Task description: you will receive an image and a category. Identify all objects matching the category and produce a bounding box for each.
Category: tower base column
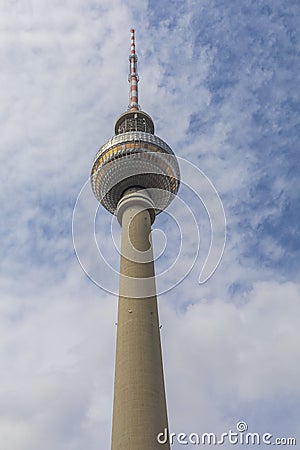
[111,190,170,450]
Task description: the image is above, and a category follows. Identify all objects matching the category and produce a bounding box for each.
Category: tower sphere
[90,31,180,215]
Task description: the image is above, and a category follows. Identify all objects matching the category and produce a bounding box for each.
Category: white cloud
[162,280,300,446]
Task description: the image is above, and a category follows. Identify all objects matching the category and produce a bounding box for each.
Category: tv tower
[91,29,180,450]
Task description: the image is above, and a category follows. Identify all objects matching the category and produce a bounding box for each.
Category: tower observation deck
[90,29,180,449]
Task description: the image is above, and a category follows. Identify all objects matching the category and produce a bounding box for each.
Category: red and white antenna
[128,28,140,110]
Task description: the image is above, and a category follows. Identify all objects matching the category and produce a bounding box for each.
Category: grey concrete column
[111,189,170,450]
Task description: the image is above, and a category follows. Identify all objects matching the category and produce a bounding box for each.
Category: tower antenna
[128,28,140,110]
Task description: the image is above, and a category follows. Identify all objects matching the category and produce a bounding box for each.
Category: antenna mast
[128,28,140,110]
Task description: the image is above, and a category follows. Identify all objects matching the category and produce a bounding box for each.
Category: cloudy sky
[1,0,299,448]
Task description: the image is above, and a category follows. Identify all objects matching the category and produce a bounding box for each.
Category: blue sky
[0,0,299,448]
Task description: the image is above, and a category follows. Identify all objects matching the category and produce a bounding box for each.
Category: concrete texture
[111,190,170,450]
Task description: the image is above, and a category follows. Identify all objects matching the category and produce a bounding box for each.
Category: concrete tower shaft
[111,190,169,450]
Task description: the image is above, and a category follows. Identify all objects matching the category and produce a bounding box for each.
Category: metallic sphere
[91,110,180,215]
